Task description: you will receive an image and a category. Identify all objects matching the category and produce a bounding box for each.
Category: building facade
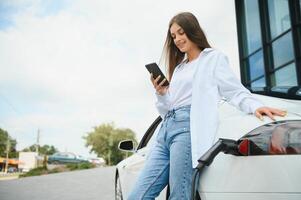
[235,0,301,99]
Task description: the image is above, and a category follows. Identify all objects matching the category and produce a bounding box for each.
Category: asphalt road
[0,166,116,200]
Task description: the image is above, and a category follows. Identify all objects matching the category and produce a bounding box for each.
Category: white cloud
[0,0,239,157]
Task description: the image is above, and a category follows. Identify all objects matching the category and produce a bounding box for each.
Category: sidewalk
[0,172,20,181]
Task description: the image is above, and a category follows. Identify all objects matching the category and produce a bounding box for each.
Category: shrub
[66,163,78,171]
[48,165,69,174]
[19,166,47,177]
[19,162,96,178]
[66,162,95,171]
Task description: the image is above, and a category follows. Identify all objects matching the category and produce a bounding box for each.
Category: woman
[128,12,286,200]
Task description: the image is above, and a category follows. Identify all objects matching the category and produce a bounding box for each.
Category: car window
[66,154,71,158]
[62,153,70,157]
[147,121,162,150]
[238,120,301,155]
[137,117,162,150]
[67,153,75,158]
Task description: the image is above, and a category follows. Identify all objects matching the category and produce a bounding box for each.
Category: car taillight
[238,139,249,156]
[238,120,301,156]
[238,139,267,156]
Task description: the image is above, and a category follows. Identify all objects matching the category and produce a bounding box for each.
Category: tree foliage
[22,144,59,155]
[83,122,137,165]
[0,128,17,158]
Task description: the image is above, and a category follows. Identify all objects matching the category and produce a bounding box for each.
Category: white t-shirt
[155,53,202,111]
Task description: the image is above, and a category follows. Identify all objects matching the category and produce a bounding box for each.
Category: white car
[115,94,301,200]
[88,157,106,166]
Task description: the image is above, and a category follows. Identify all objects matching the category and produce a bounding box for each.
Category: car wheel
[115,173,123,200]
[53,161,59,165]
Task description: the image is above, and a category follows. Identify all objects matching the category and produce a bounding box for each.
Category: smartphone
[145,63,169,86]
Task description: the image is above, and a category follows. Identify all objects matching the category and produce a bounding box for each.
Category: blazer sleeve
[214,52,264,114]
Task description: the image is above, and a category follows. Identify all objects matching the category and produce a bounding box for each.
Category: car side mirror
[118,140,136,152]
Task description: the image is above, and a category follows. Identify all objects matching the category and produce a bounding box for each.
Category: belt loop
[172,108,176,119]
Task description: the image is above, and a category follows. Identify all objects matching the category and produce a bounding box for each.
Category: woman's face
[170,23,198,53]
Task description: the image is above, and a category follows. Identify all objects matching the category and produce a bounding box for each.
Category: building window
[243,0,262,55]
[271,62,298,86]
[268,0,291,39]
[271,32,294,69]
[251,77,266,87]
[235,0,301,99]
[241,0,266,86]
[247,50,265,83]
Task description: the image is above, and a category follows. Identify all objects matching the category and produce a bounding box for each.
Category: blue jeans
[127,105,193,200]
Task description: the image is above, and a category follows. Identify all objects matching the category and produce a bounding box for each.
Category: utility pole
[34,129,41,168]
[36,129,40,155]
[4,138,10,173]
[108,135,113,166]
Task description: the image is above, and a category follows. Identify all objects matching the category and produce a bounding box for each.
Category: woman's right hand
[150,73,169,96]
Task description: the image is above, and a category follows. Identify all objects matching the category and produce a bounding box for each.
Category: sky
[0,0,240,158]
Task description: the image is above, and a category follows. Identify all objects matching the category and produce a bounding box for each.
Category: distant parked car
[77,155,90,162]
[7,166,18,173]
[88,157,106,166]
[47,152,88,165]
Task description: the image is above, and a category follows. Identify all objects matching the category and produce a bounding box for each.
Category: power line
[0,93,40,144]
[0,92,38,129]
[0,93,22,116]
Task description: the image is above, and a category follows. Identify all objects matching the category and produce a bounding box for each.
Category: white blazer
[156,48,264,168]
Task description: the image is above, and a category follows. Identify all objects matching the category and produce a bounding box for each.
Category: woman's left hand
[255,107,287,121]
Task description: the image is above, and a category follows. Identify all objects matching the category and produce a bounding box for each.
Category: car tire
[115,173,123,200]
[53,161,59,165]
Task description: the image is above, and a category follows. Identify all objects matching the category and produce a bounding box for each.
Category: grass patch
[19,166,48,177]
[20,162,96,178]
[66,162,95,171]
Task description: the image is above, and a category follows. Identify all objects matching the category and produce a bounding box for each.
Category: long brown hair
[161,12,211,80]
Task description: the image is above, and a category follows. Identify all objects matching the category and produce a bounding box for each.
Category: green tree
[83,122,137,165]
[0,128,17,158]
[22,144,58,155]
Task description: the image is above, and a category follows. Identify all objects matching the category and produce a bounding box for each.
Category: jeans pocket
[156,123,164,142]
